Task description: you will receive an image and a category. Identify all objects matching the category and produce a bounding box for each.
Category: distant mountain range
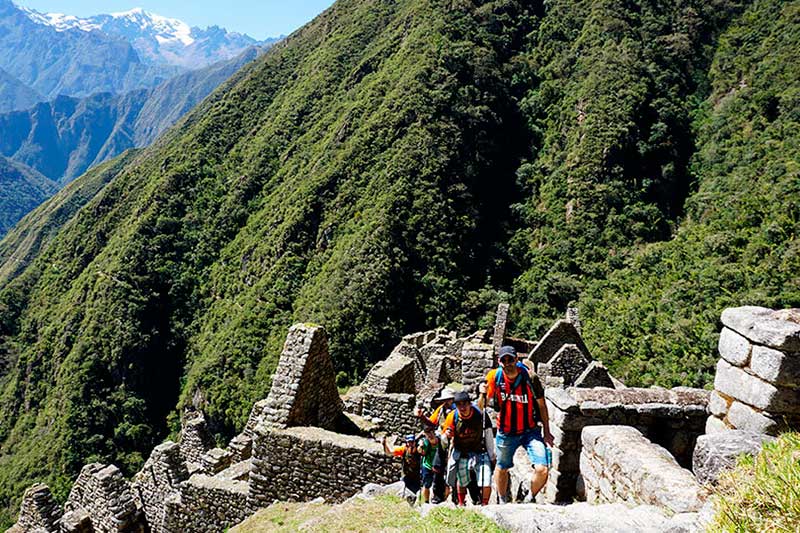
[19,6,280,69]
[0,46,262,186]
[0,0,179,104]
[0,1,277,236]
[0,0,277,110]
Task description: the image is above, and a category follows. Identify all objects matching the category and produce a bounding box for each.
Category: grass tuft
[710,432,800,532]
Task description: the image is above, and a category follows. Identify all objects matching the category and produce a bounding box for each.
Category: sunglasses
[455,400,470,407]
[500,355,516,363]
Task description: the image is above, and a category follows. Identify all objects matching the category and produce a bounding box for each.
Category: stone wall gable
[262,323,344,430]
[547,344,590,387]
[10,484,61,533]
[528,319,592,365]
[574,361,614,388]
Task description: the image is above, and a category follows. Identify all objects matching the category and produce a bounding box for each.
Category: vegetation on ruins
[0,0,797,525]
[710,432,800,532]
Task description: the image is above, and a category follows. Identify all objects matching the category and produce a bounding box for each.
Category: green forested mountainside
[580,0,800,386]
[0,47,261,187]
[0,0,796,526]
[0,152,139,285]
[0,157,56,236]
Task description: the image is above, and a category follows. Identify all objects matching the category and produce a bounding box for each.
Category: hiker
[416,387,455,430]
[415,387,456,503]
[417,428,440,503]
[442,391,495,506]
[382,434,422,500]
[480,345,554,503]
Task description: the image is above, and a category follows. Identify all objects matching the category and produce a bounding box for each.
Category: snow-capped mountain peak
[108,7,194,46]
[21,6,195,46]
[16,4,267,69]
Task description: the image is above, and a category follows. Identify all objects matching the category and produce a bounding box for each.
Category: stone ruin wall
[709,306,800,435]
[10,304,800,533]
[248,426,400,508]
[579,426,705,514]
[163,475,250,533]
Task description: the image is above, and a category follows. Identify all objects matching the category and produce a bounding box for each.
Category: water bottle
[545,446,553,468]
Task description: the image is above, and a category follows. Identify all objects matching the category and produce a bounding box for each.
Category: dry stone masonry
[709,306,800,435]
[248,426,399,508]
[579,426,706,514]
[692,430,776,485]
[541,386,708,502]
[11,304,800,533]
[260,324,344,430]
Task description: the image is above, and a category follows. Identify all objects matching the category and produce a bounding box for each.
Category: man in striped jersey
[480,345,554,503]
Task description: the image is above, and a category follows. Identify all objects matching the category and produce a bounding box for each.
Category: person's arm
[416,405,439,428]
[442,411,455,439]
[537,398,554,446]
[382,436,392,456]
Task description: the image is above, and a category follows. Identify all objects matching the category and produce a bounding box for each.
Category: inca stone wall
[132,441,189,532]
[7,484,61,533]
[528,320,591,365]
[708,306,800,435]
[179,413,215,467]
[579,426,706,514]
[361,348,417,394]
[248,426,400,507]
[162,475,250,533]
[492,303,510,355]
[543,386,708,502]
[65,463,146,533]
[361,392,419,436]
[261,324,344,430]
[461,342,494,394]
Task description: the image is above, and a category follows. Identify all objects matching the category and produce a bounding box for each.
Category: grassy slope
[710,432,800,531]
[231,496,505,533]
[0,157,56,236]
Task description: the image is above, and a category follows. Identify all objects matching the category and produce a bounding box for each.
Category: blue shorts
[421,466,434,488]
[495,428,547,470]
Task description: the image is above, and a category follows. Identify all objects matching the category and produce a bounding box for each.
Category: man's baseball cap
[498,345,518,359]
[454,391,471,403]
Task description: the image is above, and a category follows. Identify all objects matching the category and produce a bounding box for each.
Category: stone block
[693,430,775,485]
[574,361,615,388]
[580,426,705,514]
[717,327,752,367]
[750,345,800,387]
[726,401,779,435]
[714,359,800,414]
[721,306,800,352]
[705,415,728,435]
[708,391,731,418]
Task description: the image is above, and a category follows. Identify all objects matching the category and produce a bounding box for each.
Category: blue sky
[14,1,335,40]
